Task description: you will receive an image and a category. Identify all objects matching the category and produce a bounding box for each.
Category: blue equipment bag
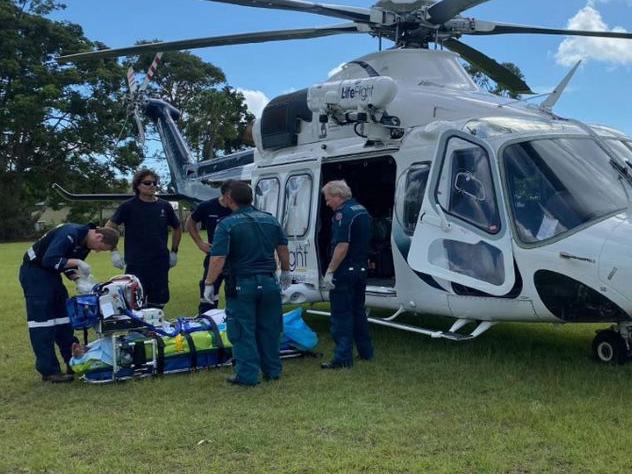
[67,294,100,329]
[282,307,318,351]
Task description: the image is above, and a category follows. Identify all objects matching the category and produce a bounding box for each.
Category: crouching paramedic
[19,224,119,383]
[203,181,291,386]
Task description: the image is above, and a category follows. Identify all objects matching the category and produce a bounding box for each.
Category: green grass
[2,239,632,472]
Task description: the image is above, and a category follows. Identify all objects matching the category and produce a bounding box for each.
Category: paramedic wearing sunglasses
[20,225,119,383]
[106,169,182,308]
[204,181,292,386]
[185,180,232,314]
[320,180,374,369]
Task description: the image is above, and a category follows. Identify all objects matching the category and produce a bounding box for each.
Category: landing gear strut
[592,323,632,364]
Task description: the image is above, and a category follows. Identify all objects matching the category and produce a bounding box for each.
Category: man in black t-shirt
[186,181,232,313]
[107,169,182,308]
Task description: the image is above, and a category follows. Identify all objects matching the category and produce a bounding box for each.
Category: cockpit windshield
[503,138,629,243]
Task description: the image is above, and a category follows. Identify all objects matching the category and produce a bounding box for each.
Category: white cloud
[555,4,632,66]
[237,88,270,118]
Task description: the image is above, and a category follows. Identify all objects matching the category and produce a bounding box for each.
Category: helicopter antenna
[539,60,582,113]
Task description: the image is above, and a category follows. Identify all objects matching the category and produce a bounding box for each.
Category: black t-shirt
[111,197,180,265]
[190,197,231,244]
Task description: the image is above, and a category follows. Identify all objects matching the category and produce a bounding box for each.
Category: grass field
[2,238,632,473]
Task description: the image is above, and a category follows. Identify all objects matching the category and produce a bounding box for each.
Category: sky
[50,0,632,136]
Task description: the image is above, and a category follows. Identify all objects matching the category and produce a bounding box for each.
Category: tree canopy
[0,0,252,240]
[464,62,526,99]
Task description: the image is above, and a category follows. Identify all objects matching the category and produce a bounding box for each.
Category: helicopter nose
[599,215,632,303]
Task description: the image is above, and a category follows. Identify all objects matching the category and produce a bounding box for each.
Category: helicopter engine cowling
[307,76,398,142]
[306,76,397,113]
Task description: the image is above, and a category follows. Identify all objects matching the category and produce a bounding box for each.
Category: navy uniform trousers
[126,259,170,308]
[329,266,374,365]
[225,274,282,385]
[19,264,76,377]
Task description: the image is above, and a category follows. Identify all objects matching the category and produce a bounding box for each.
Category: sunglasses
[141,180,157,186]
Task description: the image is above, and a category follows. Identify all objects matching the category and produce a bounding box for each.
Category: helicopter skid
[306,307,496,341]
[366,316,496,341]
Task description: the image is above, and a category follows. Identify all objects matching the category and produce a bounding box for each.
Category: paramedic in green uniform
[204,181,291,386]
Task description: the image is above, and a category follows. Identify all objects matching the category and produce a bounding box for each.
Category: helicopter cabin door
[407,131,516,296]
[253,160,321,288]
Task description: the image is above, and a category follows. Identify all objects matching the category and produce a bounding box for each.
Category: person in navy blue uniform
[321,180,374,369]
[19,224,119,383]
[185,181,232,313]
[107,169,182,308]
[204,181,291,386]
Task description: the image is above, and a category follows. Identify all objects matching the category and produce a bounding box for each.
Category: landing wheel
[592,330,628,364]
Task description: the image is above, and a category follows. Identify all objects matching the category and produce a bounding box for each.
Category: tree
[128,50,254,162]
[464,62,526,99]
[0,1,253,241]
[0,0,141,240]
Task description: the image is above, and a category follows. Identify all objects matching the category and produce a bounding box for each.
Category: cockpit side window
[396,163,430,235]
[606,139,632,163]
[436,137,500,234]
[254,177,280,218]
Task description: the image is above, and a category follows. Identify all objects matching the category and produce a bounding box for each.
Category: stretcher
[67,275,318,383]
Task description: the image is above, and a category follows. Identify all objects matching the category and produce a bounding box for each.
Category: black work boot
[42,373,74,383]
[320,360,352,369]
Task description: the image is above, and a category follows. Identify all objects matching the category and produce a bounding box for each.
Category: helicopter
[58,0,632,364]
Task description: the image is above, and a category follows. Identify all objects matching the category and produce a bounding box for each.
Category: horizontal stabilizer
[52,183,192,202]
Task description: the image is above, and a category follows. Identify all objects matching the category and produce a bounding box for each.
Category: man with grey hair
[321,179,374,369]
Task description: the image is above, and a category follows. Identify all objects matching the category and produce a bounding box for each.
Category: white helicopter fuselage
[240,49,632,335]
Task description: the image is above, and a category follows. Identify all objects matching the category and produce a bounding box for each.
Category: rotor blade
[139,52,163,91]
[133,110,145,146]
[427,0,490,25]
[470,20,632,39]
[444,38,533,94]
[126,66,137,95]
[58,24,361,62]
[205,0,371,22]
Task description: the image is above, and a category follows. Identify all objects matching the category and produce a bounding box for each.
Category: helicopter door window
[428,239,504,285]
[395,163,431,235]
[436,137,500,234]
[254,177,280,218]
[283,174,312,238]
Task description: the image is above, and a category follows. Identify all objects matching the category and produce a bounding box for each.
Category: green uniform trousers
[225,274,282,384]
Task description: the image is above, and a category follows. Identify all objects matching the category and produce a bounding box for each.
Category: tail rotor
[125,52,163,146]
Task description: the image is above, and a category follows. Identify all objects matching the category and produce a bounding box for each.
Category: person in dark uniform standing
[20,224,119,383]
[185,181,232,313]
[107,169,182,308]
[204,181,291,386]
[321,180,374,369]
